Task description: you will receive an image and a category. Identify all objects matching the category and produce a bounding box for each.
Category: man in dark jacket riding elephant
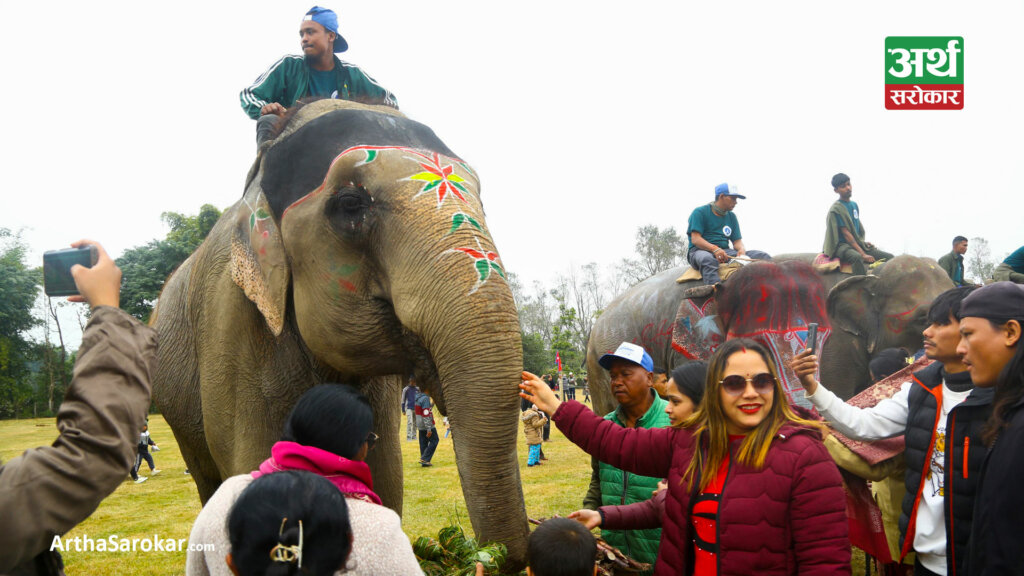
[793,286,990,576]
[241,6,398,145]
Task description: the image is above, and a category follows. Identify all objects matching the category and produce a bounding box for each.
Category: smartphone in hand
[43,246,99,297]
[806,323,819,355]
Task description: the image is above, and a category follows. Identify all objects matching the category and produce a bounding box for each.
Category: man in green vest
[822,173,894,275]
[241,6,399,146]
[583,342,669,573]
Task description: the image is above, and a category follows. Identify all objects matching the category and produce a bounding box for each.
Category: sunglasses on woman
[719,373,776,396]
[365,431,379,451]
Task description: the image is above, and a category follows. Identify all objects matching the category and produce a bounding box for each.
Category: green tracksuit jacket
[240,55,398,119]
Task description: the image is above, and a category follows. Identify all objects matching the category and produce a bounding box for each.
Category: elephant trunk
[392,274,529,567]
[820,327,870,399]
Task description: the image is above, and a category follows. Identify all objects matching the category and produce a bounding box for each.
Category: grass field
[2,402,871,575]
[0,408,593,575]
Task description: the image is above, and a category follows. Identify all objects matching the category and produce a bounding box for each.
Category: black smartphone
[43,246,99,297]
[806,323,819,355]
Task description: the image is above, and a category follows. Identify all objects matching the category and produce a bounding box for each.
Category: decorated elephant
[151,100,529,562]
[586,254,951,415]
[820,255,953,396]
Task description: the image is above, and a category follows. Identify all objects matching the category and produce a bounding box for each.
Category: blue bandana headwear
[304,6,348,53]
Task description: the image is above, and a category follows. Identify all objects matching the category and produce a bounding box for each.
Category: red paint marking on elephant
[884,305,920,335]
[632,319,674,350]
[716,266,830,336]
[282,182,326,219]
[338,279,357,293]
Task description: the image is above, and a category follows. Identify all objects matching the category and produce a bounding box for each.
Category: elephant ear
[230,188,290,336]
[827,275,880,354]
[672,292,723,360]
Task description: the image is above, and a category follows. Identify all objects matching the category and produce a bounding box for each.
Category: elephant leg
[586,348,614,417]
[361,375,404,515]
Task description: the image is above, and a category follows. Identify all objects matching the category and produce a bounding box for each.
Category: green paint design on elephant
[450,246,505,294]
[328,262,359,294]
[474,259,505,282]
[249,208,271,232]
[364,149,377,164]
[446,212,483,236]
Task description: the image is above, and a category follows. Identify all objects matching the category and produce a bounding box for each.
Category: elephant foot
[684,284,716,299]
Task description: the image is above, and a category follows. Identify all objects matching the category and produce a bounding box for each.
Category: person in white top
[791,286,992,576]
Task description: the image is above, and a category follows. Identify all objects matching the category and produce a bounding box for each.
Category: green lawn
[0,410,592,575]
[1,403,871,575]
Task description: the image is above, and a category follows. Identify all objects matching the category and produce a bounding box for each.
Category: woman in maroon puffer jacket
[521,338,850,576]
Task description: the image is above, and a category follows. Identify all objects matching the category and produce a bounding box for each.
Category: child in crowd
[521,403,548,467]
[226,470,352,576]
[527,517,597,576]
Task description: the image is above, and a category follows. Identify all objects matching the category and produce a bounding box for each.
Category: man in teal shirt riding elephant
[686,183,772,286]
[822,173,894,275]
[993,245,1024,283]
[241,6,398,146]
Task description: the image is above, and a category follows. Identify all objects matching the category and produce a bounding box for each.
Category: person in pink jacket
[520,338,849,576]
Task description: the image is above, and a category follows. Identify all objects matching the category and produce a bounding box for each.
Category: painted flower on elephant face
[407,152,472,208]
[449,246,505,295]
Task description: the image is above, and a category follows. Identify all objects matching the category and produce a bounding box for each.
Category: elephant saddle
[812,253,854,274]
[675,261,743,284]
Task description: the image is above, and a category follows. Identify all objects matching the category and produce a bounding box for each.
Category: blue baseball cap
[304,6,349,53]
[714,183,746,199]
[598,342,655,372]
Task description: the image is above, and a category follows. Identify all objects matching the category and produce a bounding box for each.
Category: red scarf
[252,441,382,505]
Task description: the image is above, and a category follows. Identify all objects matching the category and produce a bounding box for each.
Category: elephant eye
[326,185,373,234]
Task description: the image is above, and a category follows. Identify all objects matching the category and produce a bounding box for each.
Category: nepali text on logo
[885,37,963,110]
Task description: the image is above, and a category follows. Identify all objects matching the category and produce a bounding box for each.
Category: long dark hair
[984,320,1024,446]
[683,338,822,491]
[228,470,352,576]
[281,384,373,459]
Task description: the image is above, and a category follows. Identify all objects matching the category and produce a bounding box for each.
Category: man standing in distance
[241,6,398,145]
[686,183,772,287]
[822,173,894,275]
[938,236,970,287]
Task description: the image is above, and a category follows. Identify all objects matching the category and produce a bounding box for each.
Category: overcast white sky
[3,1,1022,349]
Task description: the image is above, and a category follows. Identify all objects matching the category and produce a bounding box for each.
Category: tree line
[0,207,1006,419]
[0,205,221,419]
[511,225,688,375]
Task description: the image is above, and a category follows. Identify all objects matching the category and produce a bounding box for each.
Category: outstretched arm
[523,373,679,479]
[791,349,909,440]
[0,241,154,571]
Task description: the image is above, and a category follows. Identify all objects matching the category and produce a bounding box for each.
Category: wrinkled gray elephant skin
[152,100,529,564]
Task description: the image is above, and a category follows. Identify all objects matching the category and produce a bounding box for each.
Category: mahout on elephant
[152,99,529,563]
[587,254,953,416]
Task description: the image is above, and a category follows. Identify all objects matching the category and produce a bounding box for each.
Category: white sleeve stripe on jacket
[241,55,303,109]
